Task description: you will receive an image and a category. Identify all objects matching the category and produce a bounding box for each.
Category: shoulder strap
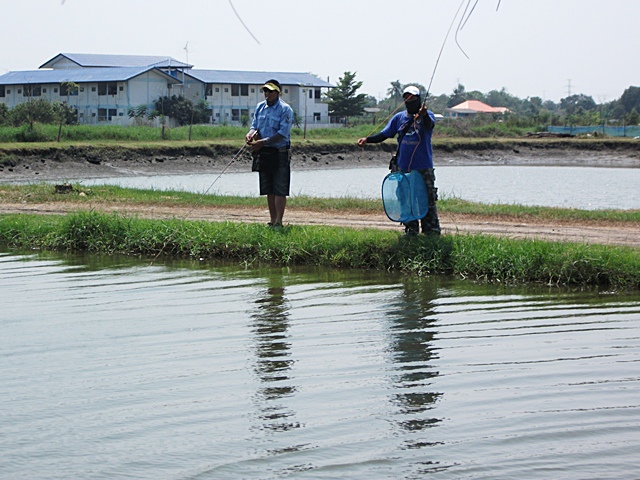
[395,116,414,154]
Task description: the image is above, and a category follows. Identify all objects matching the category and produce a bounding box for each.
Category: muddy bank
[1,140,639,183]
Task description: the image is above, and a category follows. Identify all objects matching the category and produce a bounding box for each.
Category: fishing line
[361,0,473,154]
[228,0,261,45]
[149,141,252,264]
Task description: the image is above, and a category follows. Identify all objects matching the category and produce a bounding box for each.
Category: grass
[0,211,638,290]
[2,123,640,150]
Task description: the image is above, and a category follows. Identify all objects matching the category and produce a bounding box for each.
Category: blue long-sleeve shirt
[379,111,436,170]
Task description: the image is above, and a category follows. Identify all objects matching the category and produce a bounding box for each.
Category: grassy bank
[1,211,638,290]
[2,184,640,224]
[2,124,640,153]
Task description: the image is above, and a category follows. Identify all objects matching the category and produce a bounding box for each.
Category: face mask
[405,97,421,115]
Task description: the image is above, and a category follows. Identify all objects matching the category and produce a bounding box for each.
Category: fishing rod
[363,0,477,137]
[149,140,253,264]
[423,0,470,106]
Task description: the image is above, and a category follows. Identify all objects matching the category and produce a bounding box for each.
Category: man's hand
[250,138,264,154]
[357,137,367,147]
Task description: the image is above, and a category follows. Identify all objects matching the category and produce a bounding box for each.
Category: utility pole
[566,79,572,97]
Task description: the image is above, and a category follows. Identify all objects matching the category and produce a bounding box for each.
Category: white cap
[402,86,420,97]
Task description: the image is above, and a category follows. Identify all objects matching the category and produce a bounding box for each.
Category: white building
[0,53,334,127]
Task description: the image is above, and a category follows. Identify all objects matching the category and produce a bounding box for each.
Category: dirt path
[1,145,639,247]
[2,201,639,248]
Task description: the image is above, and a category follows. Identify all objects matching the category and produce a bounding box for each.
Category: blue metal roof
[39,53,192,69]
[186,69,333,88]
[0,67,181,86]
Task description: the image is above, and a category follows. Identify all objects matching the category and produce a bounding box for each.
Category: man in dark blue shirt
[358,86,441,235]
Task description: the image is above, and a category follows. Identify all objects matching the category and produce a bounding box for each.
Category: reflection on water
[386,278,442,447]
[251,277,300,433]
[2,250,640,479]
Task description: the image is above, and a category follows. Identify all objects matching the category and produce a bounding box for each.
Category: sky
[2,0,639,104]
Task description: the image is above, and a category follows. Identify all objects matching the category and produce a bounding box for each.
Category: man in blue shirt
[358,86,441,236]
[246,79,294,228]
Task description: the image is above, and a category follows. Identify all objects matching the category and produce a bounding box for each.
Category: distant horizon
[2,0,638,105]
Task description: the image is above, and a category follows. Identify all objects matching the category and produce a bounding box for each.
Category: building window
[251,88,255,93]
[23,85,42,97]
[224,87,229,93]
[0,85,4,97]
[97,108,117,121]
[205,84,213,97]
[42,88,47,93]
[17,89,22,94]
[232,108,240,121]
[53,88,58,93]
[230,84,249,96]
[315,89,321,99]
[6,89,10,94]
[119,86,123,91]
[314,112,321,122]
[60,83,78,96]
[284,88,288,94]
[216,87,220,92]
[92,87,96,92]
[309,89,313,99]
[98,82,117,96]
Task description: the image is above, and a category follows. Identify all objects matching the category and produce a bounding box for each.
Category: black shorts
[258,148,290,197]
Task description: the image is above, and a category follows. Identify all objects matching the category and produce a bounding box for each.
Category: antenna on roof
[184,42,189,65]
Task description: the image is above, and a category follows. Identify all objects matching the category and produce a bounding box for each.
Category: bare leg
[274,195,287,225]
[267,194,278,225]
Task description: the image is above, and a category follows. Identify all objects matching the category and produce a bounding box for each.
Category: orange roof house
[447,100,509,117]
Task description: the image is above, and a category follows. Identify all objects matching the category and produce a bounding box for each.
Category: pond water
[2,251,640,479]
[80,165,640,210]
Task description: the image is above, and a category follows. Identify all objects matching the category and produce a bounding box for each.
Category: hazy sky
[3,0,639,104]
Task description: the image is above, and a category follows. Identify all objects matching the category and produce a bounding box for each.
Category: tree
[560,94,596,115]
[0,103,8,125]
[8,98,56,126]
[625,107,640,125]
[447,83,467,107]
[153,95,209,126]
[387,80,403,103]
[618,86,640,115]
[324,71,368,125]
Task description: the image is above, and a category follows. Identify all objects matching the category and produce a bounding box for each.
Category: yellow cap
[262,81,281,93]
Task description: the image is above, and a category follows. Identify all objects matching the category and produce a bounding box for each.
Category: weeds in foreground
[1,212,638,290]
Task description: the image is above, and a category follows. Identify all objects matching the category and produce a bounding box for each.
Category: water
[79,165,640,210]
[2,251,640,479]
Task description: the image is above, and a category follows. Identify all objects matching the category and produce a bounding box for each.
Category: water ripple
[1,252,639,479]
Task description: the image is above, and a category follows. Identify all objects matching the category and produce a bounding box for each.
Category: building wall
[182,78,329,126]
[47,58,80,69]
[0,71,178,125]
[1,65,331,126]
